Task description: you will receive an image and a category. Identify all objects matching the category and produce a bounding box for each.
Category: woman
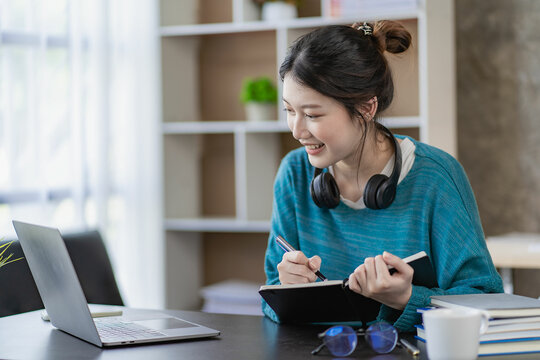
[263,21,503,332]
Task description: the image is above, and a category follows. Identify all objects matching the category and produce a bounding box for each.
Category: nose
[289,114,309,140]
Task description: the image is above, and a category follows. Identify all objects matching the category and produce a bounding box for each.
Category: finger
[308,255,321,271]
[283,251,309,265]
[374,255,392,290]
[288,263,318,282]
[278,256,317,282]
[278,262,317,283]
[348,273,362,294]
[383,251,413,276]
[364,257,377,285]
[283,251,317,281]
[280,272,313,285]
[353,264,368,293]
[374,254,390,277]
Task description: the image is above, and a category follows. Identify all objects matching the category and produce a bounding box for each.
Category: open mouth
[306,143,324,150]
[304,143,325,155]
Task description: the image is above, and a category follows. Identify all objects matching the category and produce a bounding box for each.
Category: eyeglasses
[311,322,398,357]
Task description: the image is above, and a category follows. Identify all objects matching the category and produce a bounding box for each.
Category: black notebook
[259,251,438,324]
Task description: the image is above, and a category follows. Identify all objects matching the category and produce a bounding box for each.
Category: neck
[333,132,394,200]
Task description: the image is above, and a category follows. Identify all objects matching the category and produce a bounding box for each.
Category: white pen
[399,338,420,356]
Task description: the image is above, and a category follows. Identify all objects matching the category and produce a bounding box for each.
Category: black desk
[0,308,532,359]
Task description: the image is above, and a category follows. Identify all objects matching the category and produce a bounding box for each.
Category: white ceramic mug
[422,308,489,360]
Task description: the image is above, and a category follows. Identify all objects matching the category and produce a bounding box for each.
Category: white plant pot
[245,102,277,121]
[262,2,298,22]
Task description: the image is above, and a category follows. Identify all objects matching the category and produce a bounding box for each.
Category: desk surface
[0,307,534,359]
[487,233,540,269]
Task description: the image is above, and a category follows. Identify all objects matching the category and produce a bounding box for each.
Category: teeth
[306,144,324,150]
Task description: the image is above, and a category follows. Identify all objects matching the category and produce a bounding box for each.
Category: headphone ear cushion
[310,173,324,208]
[376,181,397,209]
[311,171,340,209]
[363,174,388,210]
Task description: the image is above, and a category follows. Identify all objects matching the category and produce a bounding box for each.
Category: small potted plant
[252,0,299,21]
[240,77,278,121]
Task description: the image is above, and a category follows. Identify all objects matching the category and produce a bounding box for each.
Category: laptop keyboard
[95,320,166,342]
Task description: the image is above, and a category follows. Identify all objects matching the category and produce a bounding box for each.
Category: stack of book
[416,293,540,356]
[200,280,263,316]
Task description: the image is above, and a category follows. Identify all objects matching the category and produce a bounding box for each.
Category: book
[200,280,263,316]
[477,339,540,356]
[259,251,438,324]
[417,308,540,332]
[417,308,540,333]
[415,333,540,356]
[430,293,540,318]
[489,316,540,327]
[487,321,540,334]
[416,324,540,342]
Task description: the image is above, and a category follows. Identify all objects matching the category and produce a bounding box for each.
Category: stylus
[275,235,328,281]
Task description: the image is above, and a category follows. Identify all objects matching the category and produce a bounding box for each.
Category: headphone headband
[380,124,402,191]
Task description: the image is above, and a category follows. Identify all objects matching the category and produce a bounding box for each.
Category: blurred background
[0,0,538,314]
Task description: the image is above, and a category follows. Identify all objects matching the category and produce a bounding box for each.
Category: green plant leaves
[240,77,278,104]
[0,240,23,269]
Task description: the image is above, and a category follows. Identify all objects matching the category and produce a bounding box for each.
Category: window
[0,0,163,308]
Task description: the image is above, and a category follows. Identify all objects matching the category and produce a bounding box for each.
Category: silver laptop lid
[13,220,102,347]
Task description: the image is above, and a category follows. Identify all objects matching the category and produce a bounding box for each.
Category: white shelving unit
[160,0,455,310]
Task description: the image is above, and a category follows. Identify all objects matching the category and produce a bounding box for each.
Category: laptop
[13,220,220,347]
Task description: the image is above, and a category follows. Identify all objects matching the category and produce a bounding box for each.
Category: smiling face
[282,74,365,170]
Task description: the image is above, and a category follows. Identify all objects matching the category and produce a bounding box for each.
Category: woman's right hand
[277,251,322,284]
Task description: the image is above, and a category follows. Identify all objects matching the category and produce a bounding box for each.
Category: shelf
[163,121,291,134]
[160,11,420,37]
[162,116,420,135]
[162,31,277,124]
[160,0,456,311]
[164,218,271,233]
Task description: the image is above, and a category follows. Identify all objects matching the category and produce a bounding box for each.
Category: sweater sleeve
[261,154,301,322]
[378,160,504,332]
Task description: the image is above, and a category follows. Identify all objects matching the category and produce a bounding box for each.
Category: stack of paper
[416,294,540,356]
[200,280,263,316]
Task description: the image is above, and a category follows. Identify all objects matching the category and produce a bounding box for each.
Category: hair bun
[373,20,411,54]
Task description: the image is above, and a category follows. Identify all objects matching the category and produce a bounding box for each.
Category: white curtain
[0,0,163,308]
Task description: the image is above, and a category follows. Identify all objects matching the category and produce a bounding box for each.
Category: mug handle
[478,310,491,335]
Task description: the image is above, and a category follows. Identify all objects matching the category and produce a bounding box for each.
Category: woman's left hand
[348,251,413,310]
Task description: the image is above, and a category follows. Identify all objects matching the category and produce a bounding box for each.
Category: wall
[456,0,540,296]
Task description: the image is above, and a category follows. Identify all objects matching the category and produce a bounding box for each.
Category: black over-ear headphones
[310,124,402,210]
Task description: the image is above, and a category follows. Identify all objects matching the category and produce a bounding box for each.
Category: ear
[356,96,378,121]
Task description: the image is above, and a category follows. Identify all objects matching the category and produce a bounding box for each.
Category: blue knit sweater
[263,136,503,332]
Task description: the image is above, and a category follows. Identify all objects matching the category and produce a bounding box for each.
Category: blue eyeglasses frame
[311,322,399,357]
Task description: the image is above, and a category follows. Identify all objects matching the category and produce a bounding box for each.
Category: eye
[283,108,295,115]
[305,113,319,119]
